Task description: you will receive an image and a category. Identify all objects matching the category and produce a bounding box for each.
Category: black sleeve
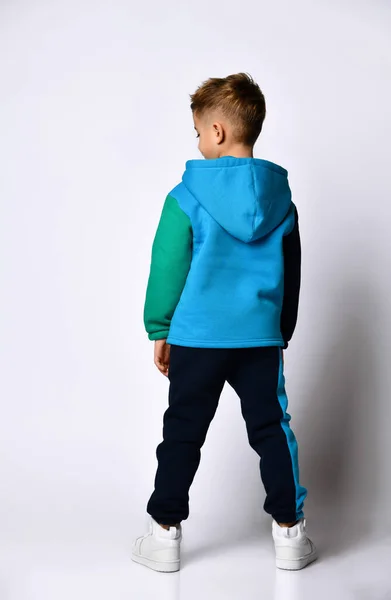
[280,207,301,349]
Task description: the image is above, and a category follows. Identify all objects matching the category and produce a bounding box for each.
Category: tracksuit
[144,156,307,524]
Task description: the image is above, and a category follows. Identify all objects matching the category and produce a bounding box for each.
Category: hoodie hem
[166,336,285,348]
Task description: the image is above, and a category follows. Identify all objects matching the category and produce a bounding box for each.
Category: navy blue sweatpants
[147,346,307,525]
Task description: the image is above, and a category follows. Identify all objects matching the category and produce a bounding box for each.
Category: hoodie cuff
[148,331,169,341]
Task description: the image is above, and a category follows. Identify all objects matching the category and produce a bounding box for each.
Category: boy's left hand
[154,339,171,377]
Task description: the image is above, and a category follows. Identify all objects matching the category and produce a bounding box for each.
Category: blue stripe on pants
[276,349,307,519]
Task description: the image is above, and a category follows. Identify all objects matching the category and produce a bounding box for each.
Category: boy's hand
[154,339,171,377]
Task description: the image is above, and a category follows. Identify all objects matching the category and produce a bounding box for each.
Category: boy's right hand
[154,339,171,377]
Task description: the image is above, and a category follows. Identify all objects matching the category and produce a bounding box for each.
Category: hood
[182,157,292,243]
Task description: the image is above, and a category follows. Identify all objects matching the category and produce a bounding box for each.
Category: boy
[132,73,317,573]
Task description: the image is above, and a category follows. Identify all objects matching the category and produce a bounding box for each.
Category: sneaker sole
[131,551,180,573]
[276,548,318,571]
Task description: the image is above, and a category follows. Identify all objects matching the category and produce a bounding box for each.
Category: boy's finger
[155,358,169,376]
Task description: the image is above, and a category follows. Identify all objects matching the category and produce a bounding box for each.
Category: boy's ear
[213,121,225,145]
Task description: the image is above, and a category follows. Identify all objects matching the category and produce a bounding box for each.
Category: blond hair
[190,73,266,146]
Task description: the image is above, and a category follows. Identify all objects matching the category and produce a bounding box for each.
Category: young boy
[132,73,317,573]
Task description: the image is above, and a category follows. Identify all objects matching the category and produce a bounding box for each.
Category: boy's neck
[218,145,254,159]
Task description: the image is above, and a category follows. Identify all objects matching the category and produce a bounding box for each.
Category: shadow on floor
[302,281,380,558]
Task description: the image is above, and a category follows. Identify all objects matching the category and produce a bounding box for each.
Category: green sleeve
[144,194,193,341]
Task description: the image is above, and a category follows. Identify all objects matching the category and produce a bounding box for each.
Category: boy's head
[190,73,266,160]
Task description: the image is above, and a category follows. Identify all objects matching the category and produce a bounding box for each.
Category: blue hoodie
[144,156,301,349]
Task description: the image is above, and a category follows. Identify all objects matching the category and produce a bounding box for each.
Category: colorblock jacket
[144,156,301,349]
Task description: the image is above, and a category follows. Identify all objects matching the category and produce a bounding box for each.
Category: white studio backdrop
[0,0,390,565]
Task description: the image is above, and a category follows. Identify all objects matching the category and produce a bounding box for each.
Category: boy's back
[132,73,317,574]
[145,156,300,349]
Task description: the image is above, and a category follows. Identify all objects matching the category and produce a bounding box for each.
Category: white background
[1,0,391,598]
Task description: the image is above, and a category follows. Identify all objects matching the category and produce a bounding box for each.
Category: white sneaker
[272,518,317,571]
[132,518,182,573]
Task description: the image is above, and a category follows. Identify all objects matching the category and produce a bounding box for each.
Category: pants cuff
[272,513,301,524]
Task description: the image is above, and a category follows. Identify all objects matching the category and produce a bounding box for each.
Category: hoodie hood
[182,157,292,243]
